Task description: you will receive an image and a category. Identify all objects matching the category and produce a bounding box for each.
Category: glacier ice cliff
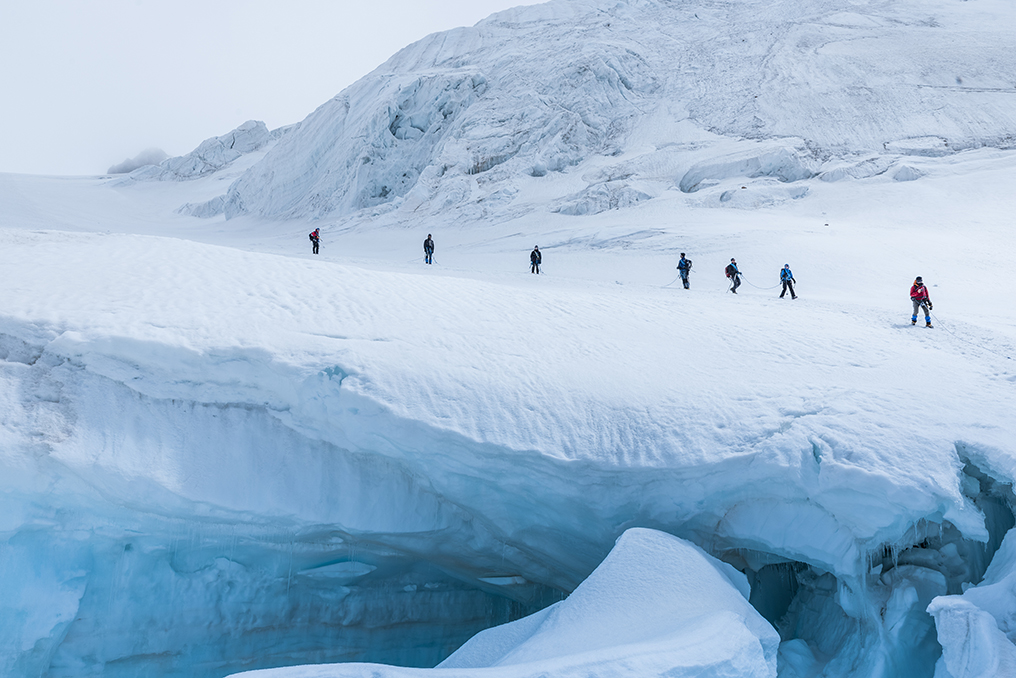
[1,229,1015,676]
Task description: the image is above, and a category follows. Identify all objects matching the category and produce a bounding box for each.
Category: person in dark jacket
[780,264,797,299]
[309,228,320,254]
[677,253,692,289]
[530,246,542,274]
[910,276,933,327]
[424,234,434,264]
[725,258,741,293]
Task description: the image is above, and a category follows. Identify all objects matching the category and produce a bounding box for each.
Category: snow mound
[678,145,817,194]
[553,180,654,215]
[819,156,895,182]
[439,529,777,674]
[120,120,278,183]
[221,0,1016,221]
[227,529,779,678]
[107,147,168,174]
[894,165,926,182]
[176,194,226,218]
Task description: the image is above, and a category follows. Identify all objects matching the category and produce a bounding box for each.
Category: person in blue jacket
[677,253,692,289]
[725,258,741,293]
[780,264,797,299]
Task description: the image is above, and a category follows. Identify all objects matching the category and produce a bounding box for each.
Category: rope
[661,274,683,288]
[741,274,782,291]
[930,312,1012,361]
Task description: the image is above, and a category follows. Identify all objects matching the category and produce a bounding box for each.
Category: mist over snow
[2,1,1016,678]
[106,148,169,175]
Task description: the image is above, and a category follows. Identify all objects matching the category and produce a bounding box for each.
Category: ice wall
[2,230,1016,676]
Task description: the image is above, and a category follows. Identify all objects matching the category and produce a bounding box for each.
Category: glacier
[218,0,1016,222]
[3,0,1016,676]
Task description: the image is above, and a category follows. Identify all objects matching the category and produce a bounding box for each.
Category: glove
[928,302,933,310]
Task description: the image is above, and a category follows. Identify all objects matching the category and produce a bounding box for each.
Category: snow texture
[3,0,1016,677]
[221,0,1016,221]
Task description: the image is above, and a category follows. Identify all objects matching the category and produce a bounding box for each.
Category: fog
[0,0,543,176]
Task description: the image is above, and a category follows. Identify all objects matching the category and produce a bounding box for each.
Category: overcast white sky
[0,0,544,176]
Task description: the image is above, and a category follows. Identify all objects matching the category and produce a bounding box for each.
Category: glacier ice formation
[2,226,1016,677]
[215,0,1016,222]
[6,0,1016,677]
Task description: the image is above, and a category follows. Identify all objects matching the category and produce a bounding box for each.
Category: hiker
[424,234,434,264]
[309,228,320,254]
[780,264,797,299]
[677,253,692,289]
[530,246,542,274]
[910,276,933,327]
[725,258,741,293]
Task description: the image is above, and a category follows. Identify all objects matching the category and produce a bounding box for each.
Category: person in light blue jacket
[780,264,797,299]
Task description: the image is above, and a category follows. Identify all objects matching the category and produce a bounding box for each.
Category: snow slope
[3,0,1016,677]
[221,0,1016,221]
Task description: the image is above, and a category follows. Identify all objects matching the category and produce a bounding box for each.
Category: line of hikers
[308,230,932,325]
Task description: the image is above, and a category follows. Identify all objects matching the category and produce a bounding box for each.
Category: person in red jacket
[910,276,933,327]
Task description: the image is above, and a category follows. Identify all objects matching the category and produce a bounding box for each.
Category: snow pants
[679,271,689,289]
[312,241,319,254]
[780,280,796,298]
[425,249,433,264]
[531,262,540,274]
[729,275,740,293]
[912,299,930,322]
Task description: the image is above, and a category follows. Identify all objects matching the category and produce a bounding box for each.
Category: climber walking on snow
[910,276,933,327]
[725,258,741,293]
[424,234,434,264]
[309,228,320,255]
[530,246,542,274]
[677,253,692,289]
[780,264,797,299]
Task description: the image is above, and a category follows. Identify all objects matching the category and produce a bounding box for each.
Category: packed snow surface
[3,0,1016,676]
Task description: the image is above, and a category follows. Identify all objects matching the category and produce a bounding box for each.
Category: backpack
[725,264,736,278]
